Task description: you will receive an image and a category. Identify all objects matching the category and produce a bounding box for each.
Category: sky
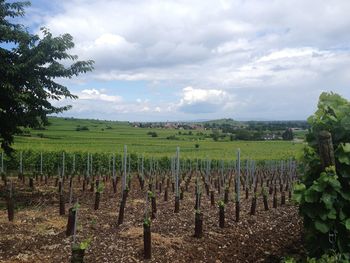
[19,0,350,121]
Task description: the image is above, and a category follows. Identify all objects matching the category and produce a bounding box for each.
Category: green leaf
[345,218,350,230]
[339,209,346,221]
[328,177,341,190]
[337,143,350,165]
[340,190,350,201]
[311,181,324,192]
[305,188,319,203]
[293,183,306,192]
[341,143,350,152]
[303,204,322,219]
[321,192,334,210]
[327,208,336,220]
[338,153,350,165]
[318,210,328,221]
[315,220,330,233]
[292,193,303,204]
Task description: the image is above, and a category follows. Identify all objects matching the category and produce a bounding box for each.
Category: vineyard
[1,0,350,262]
[1,93,349,262]
[0,148,303,262]
[12,117,303,160]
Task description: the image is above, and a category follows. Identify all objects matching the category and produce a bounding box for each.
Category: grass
[12,117,305,160]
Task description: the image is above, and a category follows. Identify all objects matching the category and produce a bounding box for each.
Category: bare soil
[0,175,304,263]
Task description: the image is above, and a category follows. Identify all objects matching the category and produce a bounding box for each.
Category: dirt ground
[0,175,304,263]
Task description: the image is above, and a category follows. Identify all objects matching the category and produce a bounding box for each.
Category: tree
[282,128,294,140]
[0,1,94,154]
[211,129,220,141]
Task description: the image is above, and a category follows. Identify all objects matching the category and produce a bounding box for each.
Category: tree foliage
[282,128,294,140]
[293,92,350,257]
[0,0,94,154]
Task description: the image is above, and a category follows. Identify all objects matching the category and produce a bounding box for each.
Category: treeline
[207,120,308,133]
[137,120,308,141]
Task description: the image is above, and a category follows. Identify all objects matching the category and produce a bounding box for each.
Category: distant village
[130,120,307,141]
[132,122,206,130]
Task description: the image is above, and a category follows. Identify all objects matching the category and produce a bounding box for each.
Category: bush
[293,92,350,257]
[76,126,89,131]
[282,128,294,140]
[211,129,220,141]
[147,131,158,137]
[166,135,179,140]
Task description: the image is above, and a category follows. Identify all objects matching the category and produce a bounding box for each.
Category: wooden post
[174,147,180,213]
[62,152,65,178]
[219,205,225,228]
[112,153,116,193]
[66,207,76,236]
[318,131,335,170]
[72,154,75,174]
[235,149,241,222]
[143,222,151,259]
[7,181,14,222]
[194,211,203,238]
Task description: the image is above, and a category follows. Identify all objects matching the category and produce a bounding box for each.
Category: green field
[12,117,305,160]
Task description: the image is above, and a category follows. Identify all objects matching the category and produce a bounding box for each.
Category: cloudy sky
[23,0,350,121]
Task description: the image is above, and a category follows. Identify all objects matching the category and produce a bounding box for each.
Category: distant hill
[200,118,242,126]
[198,118,247,129]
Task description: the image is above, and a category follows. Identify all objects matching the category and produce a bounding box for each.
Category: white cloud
[178,86,238,114]
[181,86,227,105]
[256,47,327,63]
[79,89,122,102]
[34,0,350,120]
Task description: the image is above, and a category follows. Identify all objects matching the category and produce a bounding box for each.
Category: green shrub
[293,92,350,256]
[147,131,158,137]
[166,135,179,140]
[76,126,89,131]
